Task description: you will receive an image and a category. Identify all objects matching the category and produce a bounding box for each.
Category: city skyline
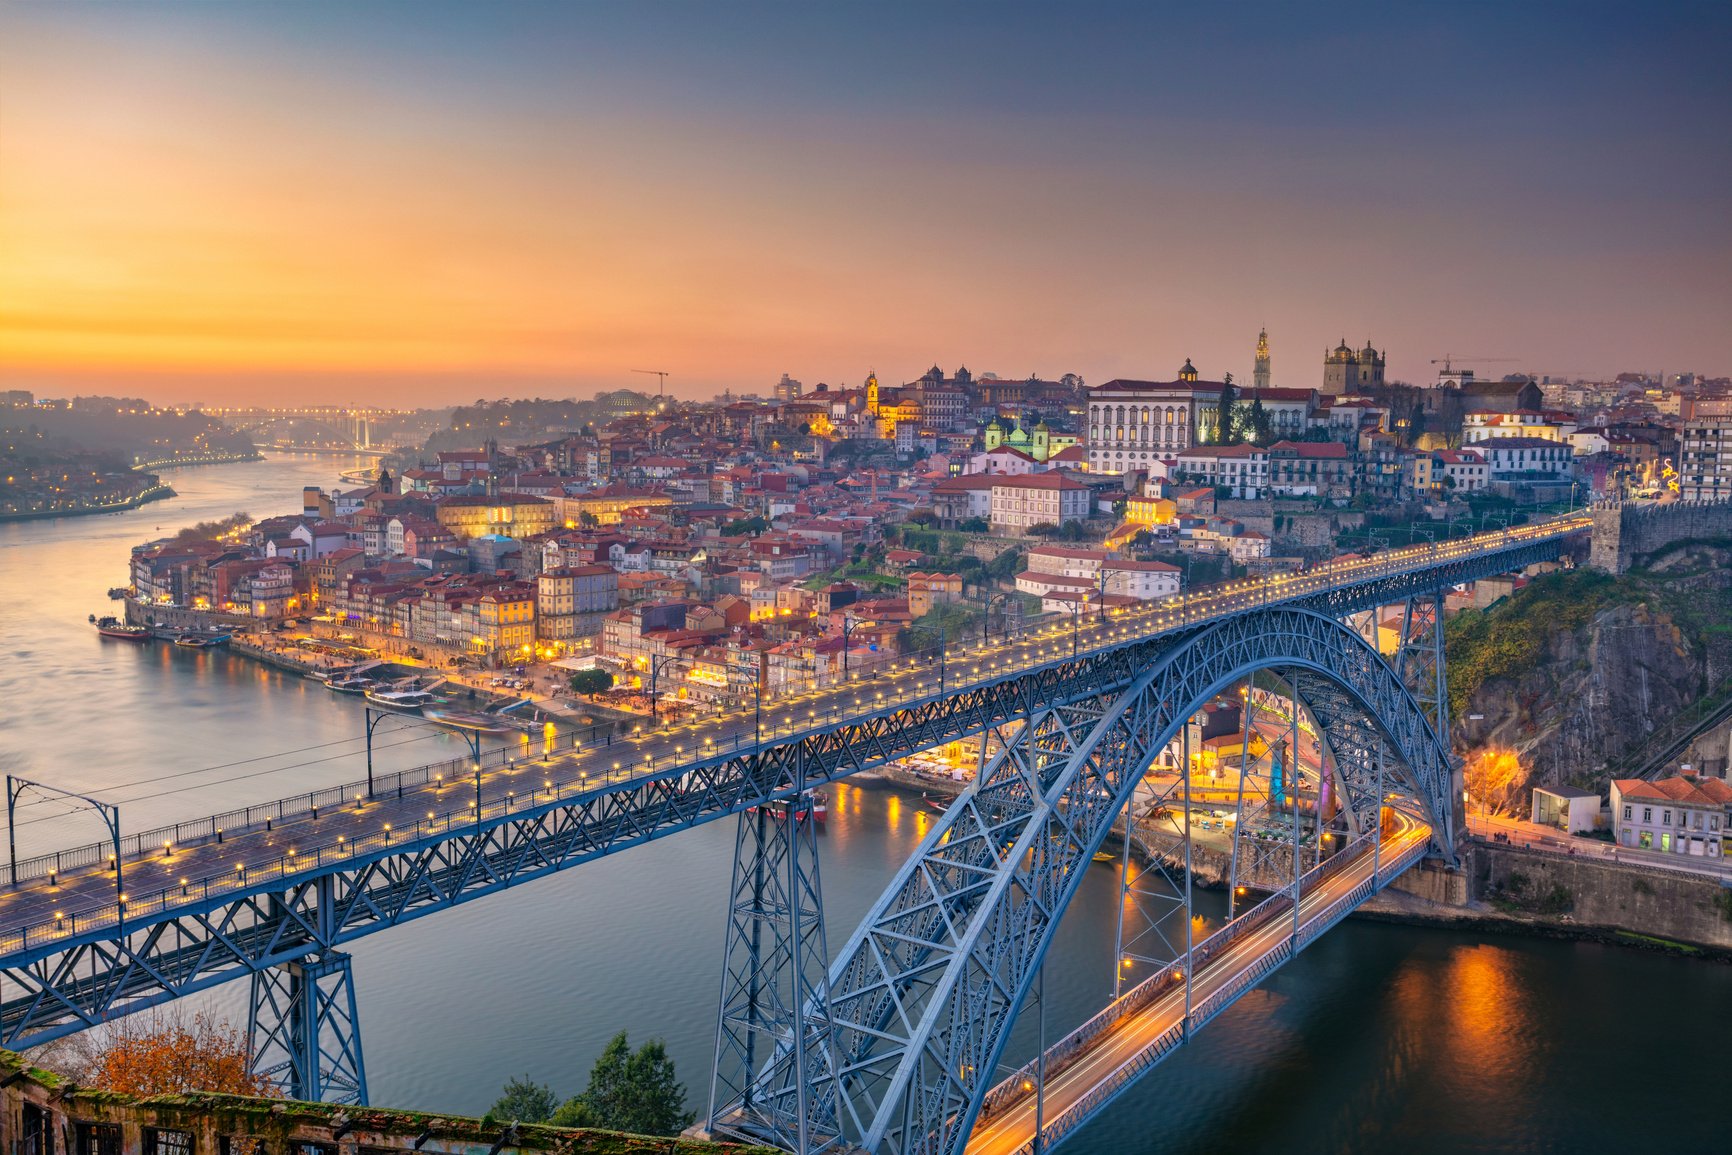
[3,1,1729,405]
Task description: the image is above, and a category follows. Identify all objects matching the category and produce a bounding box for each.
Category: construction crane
[631,369,669,398]
[1430,354,1519,374]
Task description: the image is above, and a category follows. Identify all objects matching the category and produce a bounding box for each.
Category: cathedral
[1322,339,1386,396]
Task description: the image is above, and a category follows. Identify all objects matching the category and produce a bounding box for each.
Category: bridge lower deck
[965,821,1431,1155]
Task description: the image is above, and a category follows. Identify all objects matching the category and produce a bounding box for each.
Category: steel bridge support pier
[1397,592,1462,842]
[247,949,368,1105]
[707,799,837,1152]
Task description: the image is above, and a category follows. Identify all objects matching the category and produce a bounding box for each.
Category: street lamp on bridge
[647,654,683,723]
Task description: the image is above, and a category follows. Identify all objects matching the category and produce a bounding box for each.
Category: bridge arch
[778,607,1453,1155]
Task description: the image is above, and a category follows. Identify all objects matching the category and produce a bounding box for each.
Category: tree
[1246,396,1273,445]
[569,669,614,697]
[985,547,1024,582]
[957,516,990,533]
[490,1075,559,1124]
[1026,521,1061,538]
[69,1012,276,1097]
[723,516,768,535]
[575,1032,693,1137]
[1216,375,1240,445]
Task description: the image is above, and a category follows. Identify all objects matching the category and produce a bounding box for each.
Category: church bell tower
[1254,329,1271,391]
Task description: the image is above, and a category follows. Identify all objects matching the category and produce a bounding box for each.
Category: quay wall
[1361,839,1732,954]
[0,1051,767,1155]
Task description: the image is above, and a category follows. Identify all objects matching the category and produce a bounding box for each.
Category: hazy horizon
[4,1,1729,406]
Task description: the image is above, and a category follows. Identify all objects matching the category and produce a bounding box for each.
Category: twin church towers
[1248,329,1384,397]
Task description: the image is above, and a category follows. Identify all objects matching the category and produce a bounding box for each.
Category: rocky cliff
[1446,541,1732,797]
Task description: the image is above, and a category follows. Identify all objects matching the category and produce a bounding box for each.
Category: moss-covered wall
[0,1052,774,1155]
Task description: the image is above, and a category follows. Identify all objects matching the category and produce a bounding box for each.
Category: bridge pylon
[706,800,838,1153]
[248,950,368,1105]
[1395,592,1463,842]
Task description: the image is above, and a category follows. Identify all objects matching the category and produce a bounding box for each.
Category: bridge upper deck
[0,516,1583,970]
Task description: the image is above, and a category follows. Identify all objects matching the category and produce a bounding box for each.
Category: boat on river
[421,706,513,734]
[174,632,231,648]
[91,615,151,641]
[365,687,434,712]
[329,676,373,695]
[749,790,828,823]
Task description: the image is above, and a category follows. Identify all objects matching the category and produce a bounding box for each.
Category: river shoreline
[0,483,176,523]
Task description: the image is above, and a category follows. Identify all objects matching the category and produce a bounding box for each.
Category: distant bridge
[0,517,1587,1150]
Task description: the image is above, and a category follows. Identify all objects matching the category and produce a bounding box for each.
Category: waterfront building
[536,564,621,645]
[1611,775,1731,856]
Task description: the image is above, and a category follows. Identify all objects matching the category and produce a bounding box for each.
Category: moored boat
[174,632,231,648]
[92,615,151,641]
[421,706,513,734]
[750,790,828,823]
[364,687,434,712]
[328,676,373,695]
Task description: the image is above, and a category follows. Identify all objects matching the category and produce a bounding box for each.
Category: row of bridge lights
[30,524,1534,941]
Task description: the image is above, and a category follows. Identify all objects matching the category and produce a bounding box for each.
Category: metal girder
[775,607,1455,1155]
[247,949,367,1105]
[708,801,838,1152]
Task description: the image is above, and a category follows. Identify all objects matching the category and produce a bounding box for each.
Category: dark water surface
[1,457,1723,1151]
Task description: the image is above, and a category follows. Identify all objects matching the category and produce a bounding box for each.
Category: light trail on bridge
[964,814,1432,1155]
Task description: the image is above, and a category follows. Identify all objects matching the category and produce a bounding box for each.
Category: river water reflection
[0,457,1723,1152]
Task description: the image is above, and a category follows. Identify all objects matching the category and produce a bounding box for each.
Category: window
[76,1126,121,1155]
[1643,807,1652,823]
[147,1131,194,1155]
[1622,805,1631,820]
[1662,810,1671,825]
[20,1103,52,1155]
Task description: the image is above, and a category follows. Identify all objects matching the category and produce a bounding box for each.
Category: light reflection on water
[2,458,1726,1151]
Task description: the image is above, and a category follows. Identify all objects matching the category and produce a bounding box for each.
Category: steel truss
[761,607,1455,1155]
[708,801,838,1151]
[0,530,1556,1054]
[247,949,367,1104]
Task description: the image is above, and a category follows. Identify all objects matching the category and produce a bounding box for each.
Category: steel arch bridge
[0,520,1583,1129]
[714,606,1452,1155]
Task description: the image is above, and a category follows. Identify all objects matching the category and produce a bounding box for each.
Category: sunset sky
[2,2,1728,405]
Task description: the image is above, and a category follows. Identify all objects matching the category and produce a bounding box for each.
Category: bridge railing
[978,828,1387,1123]
[9,516,1579,895]
[8,750,498,886]
[3,518,1575,961]
[993,831,1427,1152]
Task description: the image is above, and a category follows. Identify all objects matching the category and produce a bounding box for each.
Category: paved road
[0,518,1579,956]
[964,817,1431,1155]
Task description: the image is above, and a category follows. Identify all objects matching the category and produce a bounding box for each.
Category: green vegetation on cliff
[1444,569,1618,717]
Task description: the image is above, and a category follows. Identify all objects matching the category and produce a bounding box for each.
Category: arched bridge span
[724,608,1449,1155]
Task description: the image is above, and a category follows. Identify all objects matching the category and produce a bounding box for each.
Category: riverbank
[0,482,176,523]
[1356,836,1732,960]
[133,451,264,470]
